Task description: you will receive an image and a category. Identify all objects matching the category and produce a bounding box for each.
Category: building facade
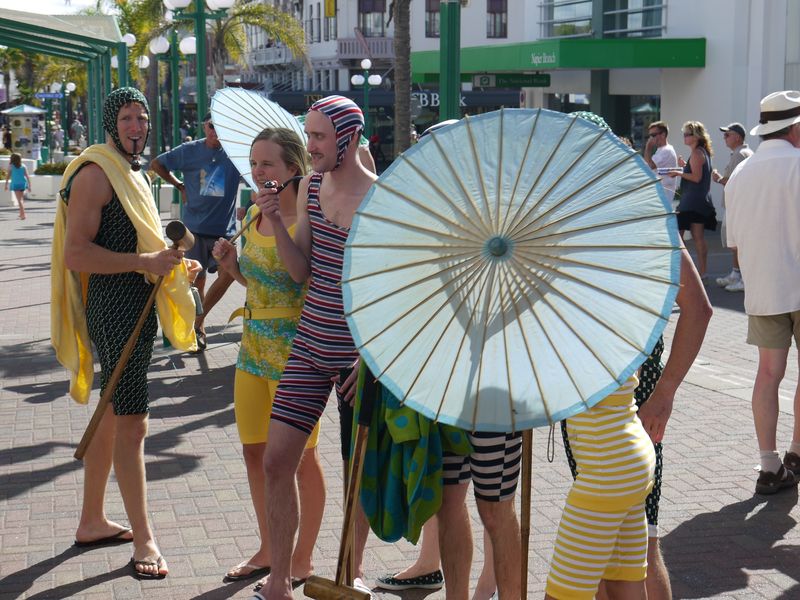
[241,0,800,191]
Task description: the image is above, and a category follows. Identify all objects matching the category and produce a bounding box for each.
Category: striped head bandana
[309,95,364,169]
[102,87,150,171]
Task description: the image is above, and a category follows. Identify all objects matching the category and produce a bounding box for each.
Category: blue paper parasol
[342,108,681,433]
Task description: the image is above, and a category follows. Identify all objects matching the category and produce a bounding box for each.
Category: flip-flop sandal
[130,555,167,580]
[74,528,133,548]
[253,573,310,591]
[194,328,207,352]
[224,562,270,582]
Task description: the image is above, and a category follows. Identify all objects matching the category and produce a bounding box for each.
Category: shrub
[35,161,70,175]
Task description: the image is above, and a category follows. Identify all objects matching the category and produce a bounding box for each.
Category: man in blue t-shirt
[151,112,241,351]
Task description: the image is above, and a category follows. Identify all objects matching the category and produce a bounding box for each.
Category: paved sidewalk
[1,198,798,599]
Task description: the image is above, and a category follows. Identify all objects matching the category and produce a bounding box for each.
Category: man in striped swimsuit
[253,96,377,600]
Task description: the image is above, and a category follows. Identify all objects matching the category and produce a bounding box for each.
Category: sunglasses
[683,132,694,137]
[648,132,661,138]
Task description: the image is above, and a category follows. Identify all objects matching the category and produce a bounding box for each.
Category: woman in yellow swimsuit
[213,128,324,584]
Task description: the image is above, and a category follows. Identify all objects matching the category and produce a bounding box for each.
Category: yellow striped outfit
[546,375,655,599]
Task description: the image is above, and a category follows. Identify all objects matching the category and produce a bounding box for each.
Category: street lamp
[163,0,235,136]
[60,82,76,146]
[350,58,382,138]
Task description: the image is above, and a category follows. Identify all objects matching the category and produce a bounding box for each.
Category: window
[358,0,385,37]
[313,2,321,42]
[305,4,313,43]
[603,0,664,38]
[425,0,440,38]
[324,0,337,41]
[539,0,592,39]
[487,0,507,38]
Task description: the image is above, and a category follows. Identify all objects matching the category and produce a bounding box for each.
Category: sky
[0,0,102,16]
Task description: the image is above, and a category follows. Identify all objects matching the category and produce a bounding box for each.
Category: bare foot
[75,520,133,545]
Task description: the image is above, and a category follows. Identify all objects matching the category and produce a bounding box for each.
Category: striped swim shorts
[442,431,523,502]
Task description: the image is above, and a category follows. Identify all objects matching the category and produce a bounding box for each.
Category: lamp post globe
[350,74,365,86]
[111,55,119,69]
[66,82,77,92]
[179,36,197,55]
[149,36,170,55]
[136,55,150,69]
[360,58,372,70]
[122,33,136,47]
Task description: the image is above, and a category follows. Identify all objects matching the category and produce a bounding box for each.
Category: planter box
[28,174,62,200]
[0,180,18,207]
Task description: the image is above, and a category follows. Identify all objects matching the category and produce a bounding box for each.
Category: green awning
[411,37,706,83]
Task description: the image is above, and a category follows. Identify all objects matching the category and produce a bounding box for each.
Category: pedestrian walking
[712,122,752,292]
[725,89,800,494]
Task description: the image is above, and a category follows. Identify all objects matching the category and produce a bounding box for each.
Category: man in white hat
[712,122,752,292]
[725,90,800,494]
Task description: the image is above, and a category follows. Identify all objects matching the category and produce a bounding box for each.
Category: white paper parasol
[342,108,682,432]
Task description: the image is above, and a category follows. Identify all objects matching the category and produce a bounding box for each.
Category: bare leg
[393,517,441,579]
[645,537,672,600]
[732,247,740,270]
[476,498,520,600]
[794,352,800,444]
[75,407,133,543]
[294,446,325,579]
[352,502,371,579]
[473,527,496,600]
[237,442,270,570]
[752,347,789,453]
[195,269,234,331]
[689,222,707,277]
[438,482,471,600]
[114,413,167,577]
[15,190,25,219]
[260,420,309,600]
[601,579,648,600]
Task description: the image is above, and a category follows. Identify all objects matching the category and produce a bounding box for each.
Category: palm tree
[131,0,308,93]
[207,1,308,91]
[392,0,411,157]
[0,48,26,106]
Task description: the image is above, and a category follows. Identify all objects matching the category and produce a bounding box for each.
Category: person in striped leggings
[252,96,377,600]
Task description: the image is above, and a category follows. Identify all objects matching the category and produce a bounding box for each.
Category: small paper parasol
[210,87,306,189]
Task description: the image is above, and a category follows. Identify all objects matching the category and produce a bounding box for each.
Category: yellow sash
[50,143,197,404]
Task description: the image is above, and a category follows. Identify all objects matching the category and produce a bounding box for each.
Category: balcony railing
[248,46,296,67]
[337,36,394,60]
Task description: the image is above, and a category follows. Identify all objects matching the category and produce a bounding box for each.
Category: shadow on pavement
[662,489,800,598]
[0,545,99,600]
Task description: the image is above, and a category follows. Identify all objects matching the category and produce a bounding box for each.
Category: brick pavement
[0,197,798,599]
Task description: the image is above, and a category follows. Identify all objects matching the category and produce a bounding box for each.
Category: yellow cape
[51,143,198,404]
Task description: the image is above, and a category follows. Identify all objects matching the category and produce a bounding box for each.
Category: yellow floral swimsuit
[236,206,306,380]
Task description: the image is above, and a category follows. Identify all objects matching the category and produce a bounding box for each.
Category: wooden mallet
[74,220,195,460]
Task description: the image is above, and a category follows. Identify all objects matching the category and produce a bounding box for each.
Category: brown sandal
[755,464,797,495]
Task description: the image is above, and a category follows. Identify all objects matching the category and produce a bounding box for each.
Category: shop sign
[473,74,551,88]
[530,51,558,68]
[411,91,466,108]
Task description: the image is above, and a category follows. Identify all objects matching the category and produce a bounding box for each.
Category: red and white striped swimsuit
[271,172,359,434]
